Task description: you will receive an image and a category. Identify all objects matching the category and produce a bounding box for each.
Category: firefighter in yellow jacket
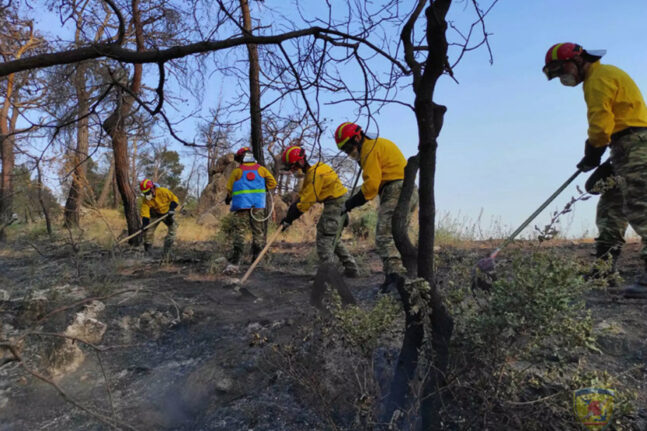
[335,122,417,291]
[225,147,277,264]
[279,145,359,277]
[139,178,180,257]
[543,42,647,298]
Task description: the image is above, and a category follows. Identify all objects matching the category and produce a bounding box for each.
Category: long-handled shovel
[239,226,284,286]
[228,224,285,299]
[472,170,582,289]
[115,205,182,247]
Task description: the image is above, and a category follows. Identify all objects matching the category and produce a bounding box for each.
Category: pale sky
[376,0,647,238]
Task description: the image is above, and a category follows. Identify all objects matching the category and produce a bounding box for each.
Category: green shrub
[329,292,401,357]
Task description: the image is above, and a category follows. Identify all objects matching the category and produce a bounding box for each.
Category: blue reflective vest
[231,164,267,211]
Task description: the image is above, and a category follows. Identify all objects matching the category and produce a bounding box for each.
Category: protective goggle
[542,60,568,80]
[142,190,153,196]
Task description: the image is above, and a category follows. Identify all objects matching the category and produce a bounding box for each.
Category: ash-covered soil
[0,238,645,430]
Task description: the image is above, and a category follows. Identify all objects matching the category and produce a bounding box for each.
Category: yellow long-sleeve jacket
[297,162,347,212]
[359,137,406,200]
[225,163,277,195]
[140,187,179,218]
[583,61,647,147]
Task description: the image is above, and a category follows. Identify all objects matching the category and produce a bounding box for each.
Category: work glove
[342,212,350,228]
[576,140,607,172]
[343,191,367,214]
[140,218,150,241]
[585,160,614,194]
[281,202,303,230]
[168,201,178,215]
[224,195,232,205]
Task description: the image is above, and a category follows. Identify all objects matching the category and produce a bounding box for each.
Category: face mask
[348,147,361,161]
[559,74,578,87]
[242,153,255,163]
[292,169,305,178]
[145,194,153,201]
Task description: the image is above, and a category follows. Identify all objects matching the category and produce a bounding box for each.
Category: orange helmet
[334,122,362,149]
[140,178,154,194]
[282,145,306,169]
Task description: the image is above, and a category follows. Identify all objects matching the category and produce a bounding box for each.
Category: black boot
[251,244,263,263]
[379,273,399,294]
[624,260,647,298]
[143,243,153,256]
[229,248,242,265]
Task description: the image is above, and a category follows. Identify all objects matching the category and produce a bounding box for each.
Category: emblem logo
[573,387,614,430]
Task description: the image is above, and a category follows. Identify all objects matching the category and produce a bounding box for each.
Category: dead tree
[387,1,496,427]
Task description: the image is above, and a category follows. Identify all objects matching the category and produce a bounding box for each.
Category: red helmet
[545,42,584,65]
[234,146,252,163]
[282,145,306,168]
[236,146,251,157]
[543,42,583,80]
[334,122,362,149]
[140,178,154,193]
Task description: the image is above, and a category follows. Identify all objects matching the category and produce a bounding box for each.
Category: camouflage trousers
[143,213,178,252]
[595,185,628,252]
[609,129,647,260]
[229,208,266,264]
[316,196,358,272]
[376,180,419,275]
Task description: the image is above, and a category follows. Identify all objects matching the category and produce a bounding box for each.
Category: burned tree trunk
[0,135,14,240]
[0,90,19,241]
[384,1,454,427]
[64,62,90,228]
[103,87,141,241]
[36,162,52,236]
[97,156,115,208]
[392,155,419,277]
[240,0,265,166]
[101,0,145,243]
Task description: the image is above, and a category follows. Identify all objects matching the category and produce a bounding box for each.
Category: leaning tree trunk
[36,162,52,235]
[104,111,140,240]
[101,0,145,243]
[64,61,90,228]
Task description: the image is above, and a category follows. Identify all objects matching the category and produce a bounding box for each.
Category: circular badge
[246,172,256,181]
